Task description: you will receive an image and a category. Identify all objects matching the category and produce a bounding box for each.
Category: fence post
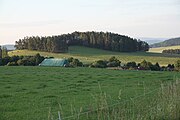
[58,111,61,120]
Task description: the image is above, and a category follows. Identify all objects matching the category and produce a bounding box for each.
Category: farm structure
[39,58,69,67]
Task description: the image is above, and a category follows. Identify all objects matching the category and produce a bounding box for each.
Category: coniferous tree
[15,31,149,53]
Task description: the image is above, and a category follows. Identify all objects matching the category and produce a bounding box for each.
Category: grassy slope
[149,45,180,53]
[9,46,180,66]
[0,67,179,120]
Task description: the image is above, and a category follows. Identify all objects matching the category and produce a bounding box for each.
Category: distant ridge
[2,44,15,50]
[150,37,180,48]
[138,37,168,45]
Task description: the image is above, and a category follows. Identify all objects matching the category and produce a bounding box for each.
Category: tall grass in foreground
[50,78,180,120]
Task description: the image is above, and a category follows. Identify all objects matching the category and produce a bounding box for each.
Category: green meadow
[0,67,179,120]
[9,46,180,66]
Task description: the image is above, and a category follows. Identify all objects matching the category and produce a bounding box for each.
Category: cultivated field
[149,45,180,53]
[9,46,180,66]
[0,67,180,120]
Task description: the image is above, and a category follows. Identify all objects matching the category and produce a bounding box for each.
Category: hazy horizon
[0,0,180,45]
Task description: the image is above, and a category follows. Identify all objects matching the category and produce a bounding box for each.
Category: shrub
[175,60,180,71]
[91,60,107,68]
[126,62,137,68]
[107,61,120,67]
[17,59,33,66]
[150,62,161,71]
[140,60,153,70]
[107,56,121,67]
[67,57,83,67]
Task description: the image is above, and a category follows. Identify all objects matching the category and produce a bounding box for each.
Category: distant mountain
[137,37,168,45]
[150,37,180,48]
[2,44,15,50]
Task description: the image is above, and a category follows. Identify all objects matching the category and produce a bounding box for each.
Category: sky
[0,0,180,45]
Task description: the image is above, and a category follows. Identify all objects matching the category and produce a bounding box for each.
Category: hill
[151,37,180,48]
[9,46,180,66]
[15,31,149,53]
[149,45,180,53]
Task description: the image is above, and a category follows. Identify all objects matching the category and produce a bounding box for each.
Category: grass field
[9,46,180,66]
[0,67,180,120]
[149,45,180,53]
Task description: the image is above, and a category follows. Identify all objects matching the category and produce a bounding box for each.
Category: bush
[150,63,161,71]
[67,57,83,67]
[107,56,121,67]
[91,60,107,68]
[107,61,119,67]
[175,60,180,71]
[140,60,153,70]
[17,59,33,66]
[126,62,137,68]
[0,53,45,66]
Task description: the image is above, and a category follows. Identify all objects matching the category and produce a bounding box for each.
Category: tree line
[0,54,45,66]
[15,36,68,53]
[1,54,180,72]
[90,57,180,71]
[162,49,180,54]
[15,31,149,53]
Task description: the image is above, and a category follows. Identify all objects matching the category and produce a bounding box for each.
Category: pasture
[149,45,180,53]
[9,46,180,66]
[0,67,179,120]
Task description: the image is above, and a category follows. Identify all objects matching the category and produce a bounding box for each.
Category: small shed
[39,58,69,67]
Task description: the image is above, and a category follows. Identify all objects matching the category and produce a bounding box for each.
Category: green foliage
[139,60,161,71]
[175,60,180,71]
[91,60,107,68]
[15,36,68,53]
[107,56,121,67]
[0,54,44,66]
[90,56,121,68]
[0,56,11,66]
[17,58,34,66]
[150,62,161,71]
[139,60,153,70]
[67,57,83,67]
[15,31,149,53]
[126,61,137,68]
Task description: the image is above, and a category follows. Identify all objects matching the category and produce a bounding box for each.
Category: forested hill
[15,31,149,53]
[151,37,180,48]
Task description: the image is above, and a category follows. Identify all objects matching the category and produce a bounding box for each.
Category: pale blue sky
[0,0,180,44]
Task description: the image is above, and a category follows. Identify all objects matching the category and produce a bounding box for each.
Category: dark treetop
[15,31,149,53]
